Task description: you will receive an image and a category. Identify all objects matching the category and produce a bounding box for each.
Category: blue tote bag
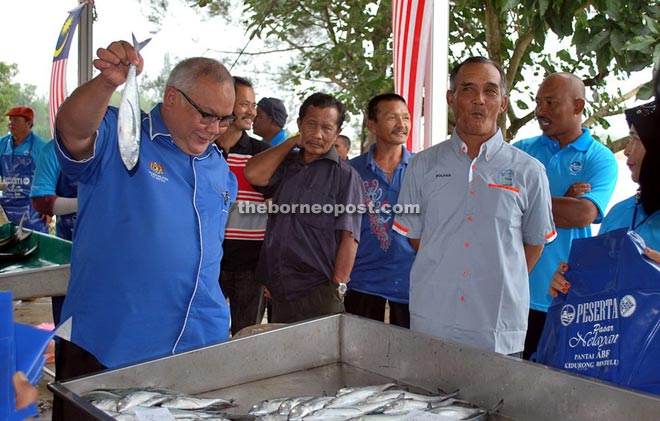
[536,228,660,394]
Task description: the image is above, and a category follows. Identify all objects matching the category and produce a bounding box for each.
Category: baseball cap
[257,98,288,128]
[5,106,34,121]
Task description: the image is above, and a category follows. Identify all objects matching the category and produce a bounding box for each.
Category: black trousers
[52,339,106,421]
[523,309,547,360]
[270,281,344,323]
[344,289,410,328]
[220,269,266,336]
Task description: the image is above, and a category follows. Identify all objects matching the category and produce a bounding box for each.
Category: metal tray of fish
[0,226,71,300]
[50,314,660,420]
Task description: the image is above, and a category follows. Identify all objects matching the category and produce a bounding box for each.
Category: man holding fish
[52,37,237,420]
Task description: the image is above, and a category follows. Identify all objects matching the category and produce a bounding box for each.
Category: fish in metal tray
[118,33,151,171]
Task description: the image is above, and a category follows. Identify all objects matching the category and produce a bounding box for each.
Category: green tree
[150,0,660,151]
[0,62,50,140]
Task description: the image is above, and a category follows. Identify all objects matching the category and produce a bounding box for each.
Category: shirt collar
[538,128,593,152]
[296,143,341,164]
[146,103,172,142]
[450,128,504,161]
[366,143,412,171]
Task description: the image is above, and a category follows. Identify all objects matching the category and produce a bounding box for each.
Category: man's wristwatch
[336,282,348,295]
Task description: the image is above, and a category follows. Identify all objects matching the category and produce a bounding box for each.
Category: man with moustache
[394,57,556,356]
[345,93,416,328]
[215,77,271,335]
[513,72,617,360]
[245,92,364,323]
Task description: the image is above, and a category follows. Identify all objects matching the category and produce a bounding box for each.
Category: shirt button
[469,191,475,196]
[462,270,469,276]
[464,242,470,248]
[467,216,473,222]
[471,164,477,170]
[460,295,465,301]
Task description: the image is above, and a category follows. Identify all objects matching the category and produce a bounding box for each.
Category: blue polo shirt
[349,144,415,303]
[55,104,237,368]
[600,196,660,250]
[269,129,288,147]
[30,141,60,198]
[514,128,617,312]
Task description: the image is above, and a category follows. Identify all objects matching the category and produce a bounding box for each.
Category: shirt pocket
[485,183,523,228]
[297,187,336,230]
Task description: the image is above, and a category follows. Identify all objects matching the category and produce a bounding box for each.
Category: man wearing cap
[253,97,288,146]
[0,107,48,232]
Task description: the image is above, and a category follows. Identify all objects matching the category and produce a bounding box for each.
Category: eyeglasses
[174,87,237,127]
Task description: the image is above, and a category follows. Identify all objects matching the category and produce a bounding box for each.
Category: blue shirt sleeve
[576,145,618,223]
[30,141,60,198]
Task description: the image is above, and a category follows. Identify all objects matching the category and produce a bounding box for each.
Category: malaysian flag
[49,4,86,137]
[392,0,434,152]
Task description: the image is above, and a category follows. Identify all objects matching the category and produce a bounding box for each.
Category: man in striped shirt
[215,77,271,335]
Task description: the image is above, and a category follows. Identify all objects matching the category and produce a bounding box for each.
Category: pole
[78,1,94,85]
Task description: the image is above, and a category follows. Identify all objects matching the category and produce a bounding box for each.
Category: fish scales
[117,33,151,171]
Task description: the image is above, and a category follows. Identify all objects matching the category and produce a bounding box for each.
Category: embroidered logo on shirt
[569,160,583,175]
[435,173,451,178]
[149,162,164,175]
[149,161,169,183]
[498,169,514,186]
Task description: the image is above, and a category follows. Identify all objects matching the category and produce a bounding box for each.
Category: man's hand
[564,182,591,198]
[13,371,38,412]
[93,40,144,88]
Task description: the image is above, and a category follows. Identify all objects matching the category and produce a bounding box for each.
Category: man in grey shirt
[245,92,364,323]
[394,57,556,356]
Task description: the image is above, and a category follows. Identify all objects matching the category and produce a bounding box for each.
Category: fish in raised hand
[118,33,151,171]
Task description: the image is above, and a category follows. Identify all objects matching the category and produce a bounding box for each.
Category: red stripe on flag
[49,58,68,137]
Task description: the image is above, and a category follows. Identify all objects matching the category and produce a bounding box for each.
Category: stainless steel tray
[50,314,660,420]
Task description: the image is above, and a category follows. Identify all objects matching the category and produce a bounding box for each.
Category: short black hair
[298,92,346,128]
[337,134,351,148]
[233,76,253,89]
[367,93,407,121]
[449,56,507,95]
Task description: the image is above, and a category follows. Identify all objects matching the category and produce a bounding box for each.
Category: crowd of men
[6,36,651,418]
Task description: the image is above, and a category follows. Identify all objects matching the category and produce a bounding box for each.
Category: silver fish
[161,396,235,410]
[326,384,396,409]
[90,398,118,412]
[276,395,314,415]
[288,396,334,419]
[249,397,290,416]
[429,404,487,420]
[304,406,364,420]
[335,383,397,397]
[382,398,433,415]
[365,389,459,404]
[118,33,151,171]
[117,390,167,413]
